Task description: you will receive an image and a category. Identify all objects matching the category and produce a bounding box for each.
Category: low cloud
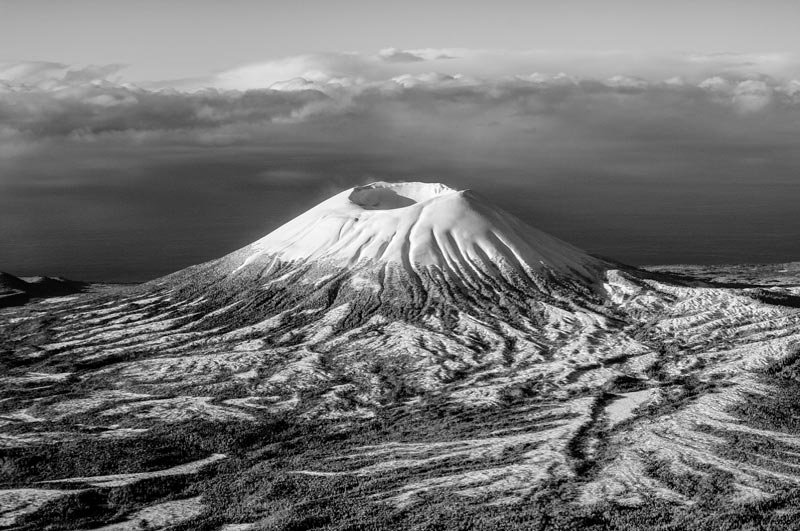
[2,49,800,177]
[201,49,800,91]
[0,62,330,139]
[0,61,126,89]
[378,48,426,63]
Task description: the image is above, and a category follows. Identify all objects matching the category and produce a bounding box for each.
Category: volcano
[124,181,623,417]
[5,182,800,529]
[157,182,612,324]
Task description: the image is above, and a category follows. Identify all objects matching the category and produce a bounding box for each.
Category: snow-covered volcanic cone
[239,182,603,282]
[157,182,611,330]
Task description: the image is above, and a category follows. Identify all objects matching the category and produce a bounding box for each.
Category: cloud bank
[2,50,800,159]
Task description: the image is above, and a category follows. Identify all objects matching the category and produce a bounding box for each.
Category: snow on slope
[239,182,604,280]
[10,181,800,520]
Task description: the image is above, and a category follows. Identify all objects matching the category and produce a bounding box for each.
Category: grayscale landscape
[3,2,800,529]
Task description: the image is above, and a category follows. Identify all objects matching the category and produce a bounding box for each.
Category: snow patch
[43,453,226,488]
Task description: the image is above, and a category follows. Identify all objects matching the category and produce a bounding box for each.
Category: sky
[4,0,800,80]
[2,1,800,281]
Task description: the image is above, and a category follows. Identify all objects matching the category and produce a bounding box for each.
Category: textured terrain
[2,183,800,530]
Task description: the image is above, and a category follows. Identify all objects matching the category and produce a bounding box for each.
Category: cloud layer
[2,50,800,156]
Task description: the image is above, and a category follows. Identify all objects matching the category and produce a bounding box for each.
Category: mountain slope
[3,184,800,529]
[155,182,613,335]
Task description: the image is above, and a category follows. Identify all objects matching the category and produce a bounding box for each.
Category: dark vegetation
[749,289,800,309]
[762,342,800,382]
[0,272,86,308]
[2,335,799,531]
[6,408,800,531]
[4,261,800,529]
